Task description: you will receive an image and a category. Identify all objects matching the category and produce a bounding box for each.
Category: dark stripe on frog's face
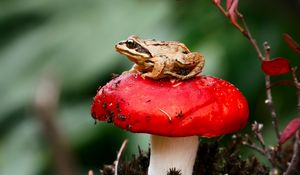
[134,44,152,56]
[127,37,153,56]
[117,39,152,57]
[115,42,152,64]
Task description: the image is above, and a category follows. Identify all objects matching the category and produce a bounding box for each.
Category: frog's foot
[141,72,160,80]
[165,71,200,80]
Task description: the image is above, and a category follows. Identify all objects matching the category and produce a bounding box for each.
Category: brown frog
[115,35,205,80]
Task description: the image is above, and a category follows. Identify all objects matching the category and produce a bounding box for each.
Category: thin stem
[264,76,280,140]
[242,142,265,155]
[34,75,77,175]
[214,2,245,33]
[213,1,281,140]
[263,42,280,140]
[264,42,271,60]
[115,139,129,175]
[252,122,266,149]
[213,1,227,17]
[251,122,284,170]
[242,134,266,154]
[243,136,285,171]
[284,131,300,175]
[291,67,300,111]
[212,1,264,61]
[212,1,281,140]
[237,12,264,61]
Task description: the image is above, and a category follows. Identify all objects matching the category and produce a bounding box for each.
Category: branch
[291,67,300,111]
[34,75,77,175]
[237,12,264,61]
[212,1,280,138]
[242,135,265,155]
[263,42,280,140]
[212,0,264,61]
[114,139,129,175]
[248,122,285,170]
[284,131,300,175]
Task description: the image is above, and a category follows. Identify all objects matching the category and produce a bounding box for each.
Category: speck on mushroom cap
[91,73,249,137]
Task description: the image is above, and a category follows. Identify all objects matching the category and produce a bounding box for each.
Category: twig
[212,1,264,61]
[250,122,285,170]
[212,1,300,174]
[242,136,265,155]
[237,12,264,61]
[34,75,77,175]
[264,77,280,140]
[213,1,244,33]
[114,139,129,175]
[284,130,300,175]
[213,1,280,138]
[251,122,266,149]
[238,11,280,140]
[243,143,265,155]
[263,42,271,60]
[263,42,280,140]
[291,67,300,111]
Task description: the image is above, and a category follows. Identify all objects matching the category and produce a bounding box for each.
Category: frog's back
[144,39,191,58]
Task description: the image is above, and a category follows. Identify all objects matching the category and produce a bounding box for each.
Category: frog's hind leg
[184,57,205,79]
[174,52,203,67]
[142,60,165,79]
[164,71,190,80]
[167,53,205,80]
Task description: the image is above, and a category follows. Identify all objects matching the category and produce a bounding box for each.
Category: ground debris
[100,140,269,175]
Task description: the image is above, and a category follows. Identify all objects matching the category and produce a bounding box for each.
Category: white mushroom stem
[148,135,199,175]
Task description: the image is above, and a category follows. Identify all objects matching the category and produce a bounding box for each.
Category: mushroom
[91,73,248,175]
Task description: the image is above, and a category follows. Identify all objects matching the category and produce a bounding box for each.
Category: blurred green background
[0,0,299,174]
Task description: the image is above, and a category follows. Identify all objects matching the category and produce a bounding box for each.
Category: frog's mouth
[115,43,152,59]
[116,47,149,58]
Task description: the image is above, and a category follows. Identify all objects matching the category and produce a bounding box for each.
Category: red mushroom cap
[91,73,249,137]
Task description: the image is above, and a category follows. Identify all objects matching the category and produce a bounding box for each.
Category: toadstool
[91,73,248,175]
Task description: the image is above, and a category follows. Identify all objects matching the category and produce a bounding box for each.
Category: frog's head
[115,35,153,64]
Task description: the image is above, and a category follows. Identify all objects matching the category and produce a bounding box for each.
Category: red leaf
[283,33,300,55]
[261,57,290,76]
[226,0,233,10]
[279,117,300,144]
[227,0,239,25]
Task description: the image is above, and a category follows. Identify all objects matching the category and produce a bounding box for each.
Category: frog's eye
[126,39,138,49]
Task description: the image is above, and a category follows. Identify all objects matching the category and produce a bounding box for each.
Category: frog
[115,35,205,80]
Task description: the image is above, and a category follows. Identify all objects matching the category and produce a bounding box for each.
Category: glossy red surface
[261,57,290,76]
[91,73,249,137]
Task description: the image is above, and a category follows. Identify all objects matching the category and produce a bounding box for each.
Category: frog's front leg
[166,52,205,80]
[127,64,139,73]
[122,64,140,75]
[141,60,165,79]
